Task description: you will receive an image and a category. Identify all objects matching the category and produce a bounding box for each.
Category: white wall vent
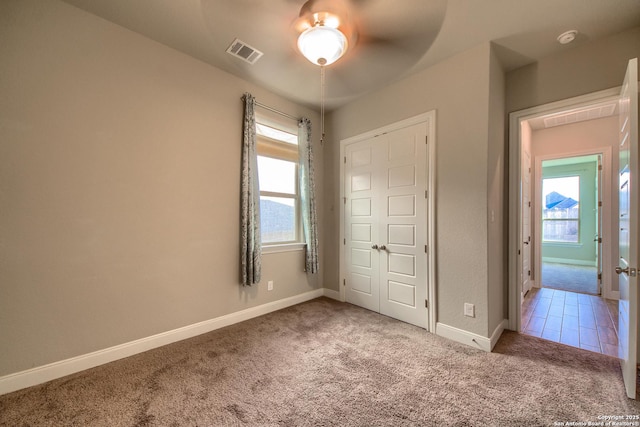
[226,39,263,64]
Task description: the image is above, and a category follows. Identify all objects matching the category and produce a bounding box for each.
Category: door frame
[508,88,620,331]
[339,111,437,332]
[533,149,612,297]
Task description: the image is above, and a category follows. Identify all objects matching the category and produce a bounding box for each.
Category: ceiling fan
[292,0,357,66]
[288,0,446,140]
[290,0,446,69]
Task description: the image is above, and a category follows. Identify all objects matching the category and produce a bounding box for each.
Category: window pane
[543,220,579,243]
[542,176,580,218]
[258,156,296,194]
[260,196,296,243]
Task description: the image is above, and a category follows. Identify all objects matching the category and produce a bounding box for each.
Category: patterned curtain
[298,118,319,273]
[240,93,261,286]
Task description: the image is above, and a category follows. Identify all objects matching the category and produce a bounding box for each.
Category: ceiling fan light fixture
[297,24,347,66]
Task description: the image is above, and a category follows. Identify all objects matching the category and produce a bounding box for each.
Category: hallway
[522,287,618,357]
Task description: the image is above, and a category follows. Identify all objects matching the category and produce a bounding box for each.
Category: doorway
[513,99,620,356]
[508,88,621,333]
[509,59,638,398]
[538,155,601,296]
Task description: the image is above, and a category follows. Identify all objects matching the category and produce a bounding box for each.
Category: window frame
[255,115,303,250]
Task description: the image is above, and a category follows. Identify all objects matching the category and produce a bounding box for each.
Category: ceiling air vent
[542,102,618,129]
[226,38,263,64]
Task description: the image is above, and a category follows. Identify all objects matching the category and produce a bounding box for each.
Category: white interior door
[522,149,532,298]
[345,139,380,313]
[378,125,428,328]
[596,154,603,295]
[617,57,638,400]
[344,123,428,328]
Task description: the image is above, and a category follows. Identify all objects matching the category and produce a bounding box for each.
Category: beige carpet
[1,297,638,426]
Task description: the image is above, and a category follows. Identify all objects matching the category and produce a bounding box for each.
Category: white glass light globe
[297,25,347,66]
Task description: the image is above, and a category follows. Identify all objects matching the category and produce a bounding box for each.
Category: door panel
[388,195,416,216]
[388,253,416,276]
[617,58,637,399]
[388,224,415,246]
[388,281,416,306]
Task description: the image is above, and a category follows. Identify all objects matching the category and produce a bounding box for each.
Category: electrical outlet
[464,303,475,318]
[267,280,273,291]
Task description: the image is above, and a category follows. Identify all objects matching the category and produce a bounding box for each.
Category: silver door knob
[371,244,379,249]
[615,266,629,275]
[379,245,387,250]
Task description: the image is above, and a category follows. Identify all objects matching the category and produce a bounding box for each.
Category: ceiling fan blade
[321,0,446,101]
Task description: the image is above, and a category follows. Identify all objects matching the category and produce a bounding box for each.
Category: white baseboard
[435,322,491,352]
[489,319,508,351]
[0,288,324,396]
[606,290,620,301]
[436,319,507,352]
[322,288,342,301]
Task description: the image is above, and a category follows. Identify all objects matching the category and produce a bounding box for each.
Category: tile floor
[522,287,619,357]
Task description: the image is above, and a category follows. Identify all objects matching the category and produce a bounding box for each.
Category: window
[542,176,580,243]
[256,117,300,245]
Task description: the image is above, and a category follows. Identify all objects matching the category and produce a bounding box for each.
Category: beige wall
[0,0,322,377]
[327,43,504,337]
[487,46,507,334]
[507,27,640,113]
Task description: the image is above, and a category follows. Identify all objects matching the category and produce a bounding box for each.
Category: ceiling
[61,0,640,111]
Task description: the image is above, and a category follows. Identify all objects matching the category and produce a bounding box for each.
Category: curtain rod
[242,97,300,121]
[256,101,299,121]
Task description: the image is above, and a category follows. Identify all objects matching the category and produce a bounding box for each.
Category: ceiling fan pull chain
[320,65,326,145]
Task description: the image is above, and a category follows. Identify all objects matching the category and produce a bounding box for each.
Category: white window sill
[262,243,306,254]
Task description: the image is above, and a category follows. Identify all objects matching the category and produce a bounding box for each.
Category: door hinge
[528,201,531,207]
[344,156,346,164]
[425,136,428,145]
[598,201,602,207]
[343,238,346,245]
[343,279,346,286]
[425,299,428,308]
[425,190,428,199]
[518,249,521,255]
[425,245,428,254]
[598,273,602,281]
[344,197,347,204]
[598,164,603,170]
[528,270,531,276]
